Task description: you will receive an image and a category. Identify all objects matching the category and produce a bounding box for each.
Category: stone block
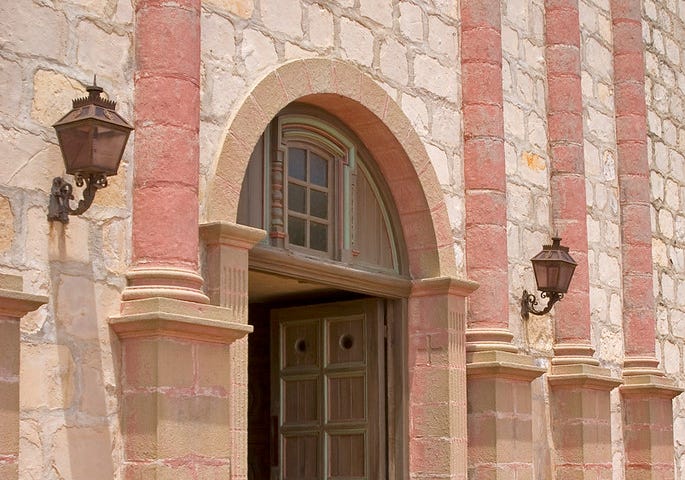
[380,37,408,85]
[202,12,235,62]
[360,0,393,27]
[399,2,423,42]
[196,342,231,390]
[308,4,334,48]
[0,463,17,480]
[124,338,194,389]
[340,17,374,68]
[122,392,158,460]
[414,54,459,101]
[48,216,91,263]
[0,195,14,255]
[53,425,115,480]
[242,29,278,77]
[157,394,231,458]
[0,382,18,455]
[0,0,68,60]
[20,343,75,409]
[0,320,19,377]
[31,70,83,128]
[260,0,302,38]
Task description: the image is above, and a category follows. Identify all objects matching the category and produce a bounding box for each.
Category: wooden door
[271,299,385,480]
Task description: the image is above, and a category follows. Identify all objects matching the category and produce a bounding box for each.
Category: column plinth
[0,274,47,480]
[466,350,545,480]
[620,375,682,479]
[548,365,622,480]
[110,298,252,479]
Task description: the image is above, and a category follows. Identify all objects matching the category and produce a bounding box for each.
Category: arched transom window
[237,107,403,275]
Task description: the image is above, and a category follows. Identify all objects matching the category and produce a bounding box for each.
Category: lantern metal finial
[521,236,577,320]
[48,77,133,223]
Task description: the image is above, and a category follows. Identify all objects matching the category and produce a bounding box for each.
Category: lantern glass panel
[556,263,576,293]
[58,124,128,176]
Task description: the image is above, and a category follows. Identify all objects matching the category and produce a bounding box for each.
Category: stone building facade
[1,0,684,479]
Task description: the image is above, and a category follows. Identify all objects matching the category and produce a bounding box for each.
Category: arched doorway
[238,105,410,479]
[201,59,475,480]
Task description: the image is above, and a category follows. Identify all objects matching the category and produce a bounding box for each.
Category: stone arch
[204,58,456,279]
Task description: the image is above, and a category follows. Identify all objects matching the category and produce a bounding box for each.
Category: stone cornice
[110,297,252,344]
[200,221,267,250]
[620,374,684,399]
[411,276,479,298]
[0,274,48,318]
[467,350,546,381]
[547,364,623,390]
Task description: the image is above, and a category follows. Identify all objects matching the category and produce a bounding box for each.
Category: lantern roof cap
[531,237,577,266]
[52,76,132,132]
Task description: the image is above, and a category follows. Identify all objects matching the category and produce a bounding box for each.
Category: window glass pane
[288,216,306,246]
[310,190,328,219]
[310,153,328,187]
[288,183,306,214]
[288,148,306,180]
[310,222,328,252]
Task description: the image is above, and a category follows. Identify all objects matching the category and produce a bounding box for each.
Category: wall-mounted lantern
[521,237,577,320]
[48,77,133,223]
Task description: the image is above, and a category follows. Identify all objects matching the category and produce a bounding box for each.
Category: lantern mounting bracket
[521,290,563,320]
[48,173,108,223]
[48,76,132,224]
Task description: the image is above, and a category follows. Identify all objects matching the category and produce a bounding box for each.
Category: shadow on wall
[20,219,120,479]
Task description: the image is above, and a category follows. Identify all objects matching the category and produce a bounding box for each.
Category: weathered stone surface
[203,0,254,18]
[20,343,75,410]
[0,196,14,254]
[31,70,83,128]
[53,425,115,480]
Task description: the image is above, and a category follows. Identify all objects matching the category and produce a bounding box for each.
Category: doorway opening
[245,258,411,480]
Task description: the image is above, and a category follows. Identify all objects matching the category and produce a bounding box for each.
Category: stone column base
[548,364,623,480]
[466,350,546,480]
[0,274,47,480]
[110,298,252,479]
[621,374,683,479]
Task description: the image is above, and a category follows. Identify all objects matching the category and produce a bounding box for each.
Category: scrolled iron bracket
[521,290,563,320]
[47,173,108,223]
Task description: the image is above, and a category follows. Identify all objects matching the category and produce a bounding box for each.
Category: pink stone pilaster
[610,0,659,374]
[125,0,207,303]
[461,0,512,348]
[0,275,47,480]
[408,277,477,479]
[544,0,594,363]
[200,222,266,480]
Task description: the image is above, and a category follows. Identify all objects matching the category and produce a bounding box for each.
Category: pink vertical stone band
[544,0,594,359]
[126,0,207,302]
[461,0,511,345]
[610,0,659,371]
